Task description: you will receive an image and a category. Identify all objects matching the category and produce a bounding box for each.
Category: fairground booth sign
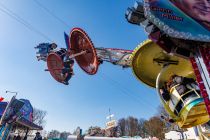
[0,97,42,140]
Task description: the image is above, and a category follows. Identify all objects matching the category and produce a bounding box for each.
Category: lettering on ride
[150,6,172,13]
[150,6,183,21]
[161,14,183,21]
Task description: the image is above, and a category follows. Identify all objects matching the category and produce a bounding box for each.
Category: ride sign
[106,120,116,130]
[144,0,210,42]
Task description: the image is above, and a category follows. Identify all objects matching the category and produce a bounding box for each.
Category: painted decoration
[19,99,33,122]
[1,98,24,124]
[144,0,210,42]
[0,102,7,117]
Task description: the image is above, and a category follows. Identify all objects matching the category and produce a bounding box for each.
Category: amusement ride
[35,0,210,139]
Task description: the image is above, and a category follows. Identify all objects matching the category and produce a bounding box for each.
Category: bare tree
[33,108,47,127]
[127,116,138,137]
[118,118,126,136]
[138,118,147,138]
[144,116,165,139]
[118,116,139,137]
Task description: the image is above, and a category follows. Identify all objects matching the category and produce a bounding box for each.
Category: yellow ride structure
[131,40,209,128]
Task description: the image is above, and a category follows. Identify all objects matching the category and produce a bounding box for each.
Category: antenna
[109,108,111,121]
[106,108,114,121]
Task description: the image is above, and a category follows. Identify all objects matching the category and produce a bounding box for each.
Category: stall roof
[17,117,42,130]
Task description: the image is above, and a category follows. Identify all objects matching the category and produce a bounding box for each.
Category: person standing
[34,132,42,140]
[15,135,21,140]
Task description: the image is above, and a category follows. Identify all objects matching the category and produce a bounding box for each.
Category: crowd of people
[9,132,42,140]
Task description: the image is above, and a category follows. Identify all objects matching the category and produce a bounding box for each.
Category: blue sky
[0,0,160,132]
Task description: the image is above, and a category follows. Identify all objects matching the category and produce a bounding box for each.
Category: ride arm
[96,48,133,68]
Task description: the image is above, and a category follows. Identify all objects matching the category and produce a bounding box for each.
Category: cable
[122,69,159,105]
[1,0,141,117]
[0,2,53,42]
[0,2,65,48]
[32,0,158,112]
[33,0,70,28]
[0,1,158,114]
[100,73,157,113]
[99,71,157,113]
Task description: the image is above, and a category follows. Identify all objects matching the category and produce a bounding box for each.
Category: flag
[64,32,70,49]
[0,97,4,102]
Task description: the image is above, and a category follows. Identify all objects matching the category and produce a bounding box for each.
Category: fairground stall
[0,96,42,140]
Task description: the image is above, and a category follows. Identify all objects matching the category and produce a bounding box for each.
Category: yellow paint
[131,40,195,88]
[131,40,209,128]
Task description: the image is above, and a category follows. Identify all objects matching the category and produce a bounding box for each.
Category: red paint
[69,28,99,75]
